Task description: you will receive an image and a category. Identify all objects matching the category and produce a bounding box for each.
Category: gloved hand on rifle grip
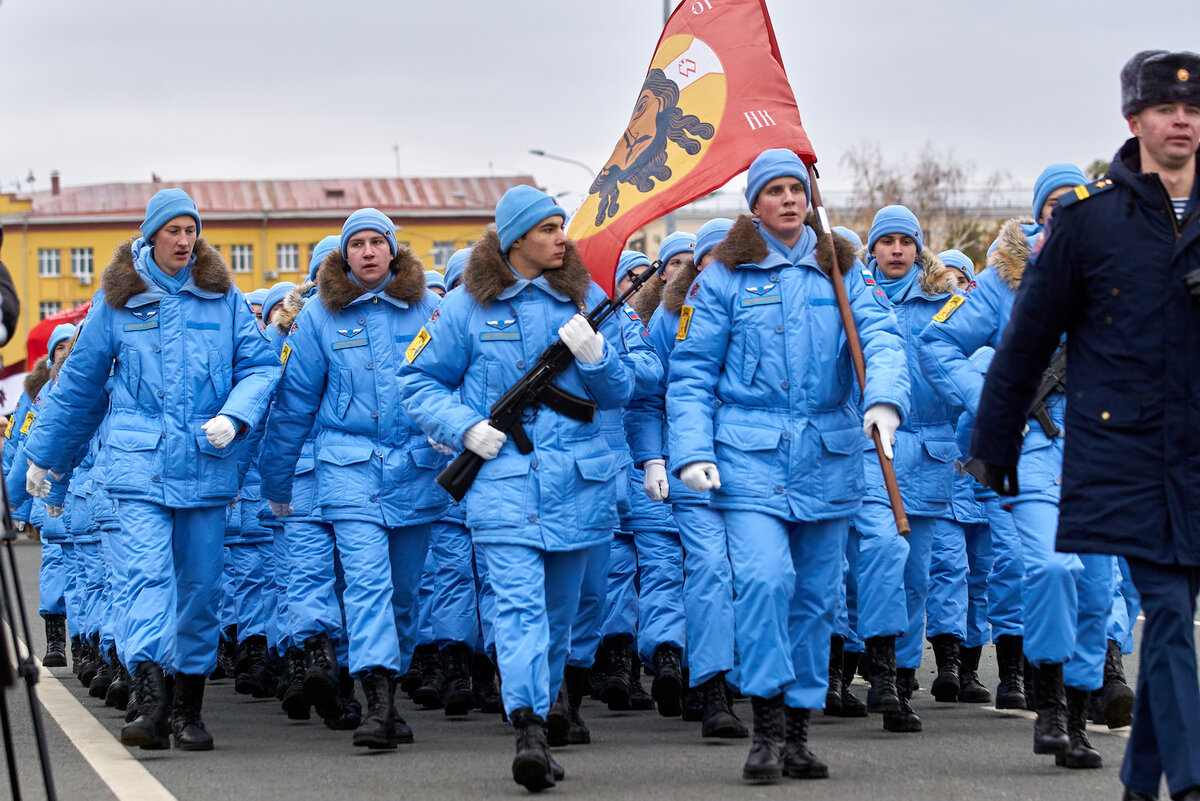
[680,461,721,492]
[463,420,506,460]
[863,403,900,460]
[643,459,670,501]
[558,314,605,366]
[982,462,1020,497]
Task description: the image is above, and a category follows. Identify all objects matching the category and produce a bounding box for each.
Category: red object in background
[568,0,816,295]
[2,302,92,377]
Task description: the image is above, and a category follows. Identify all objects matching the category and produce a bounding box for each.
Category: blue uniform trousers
[895,517,938,669]
[229,540,273,641]
[331,520,430,676]
[415,551,436,647]
[848,502,909,641]
[480,544,588,717]
[1119,558,1200,799]
[724,511,845,708]
[961,522,994,648]
[269,525,290,652]
[1108,557,1141,654]
[926,519,969,641]
[674,502,736,686]
[1011,499,1111,689]
[569,541,611,667]
[75,541,106,639]
[600,532,638,641]
[430,519,479,647]
[840,546,864,653]
[218,547,236,630]
[98,530,119,658]
[285,519,345,646]
[631,529,685,666]
[38,540,67,617]
[109,501,226,675]
[472,542,496,656]
[61,543,83,637]
[984,497,1024,638]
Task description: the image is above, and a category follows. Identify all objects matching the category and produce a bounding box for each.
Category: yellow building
[0,173,535,369]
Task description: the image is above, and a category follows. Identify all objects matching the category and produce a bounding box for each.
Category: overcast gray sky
[3,0,1197,207]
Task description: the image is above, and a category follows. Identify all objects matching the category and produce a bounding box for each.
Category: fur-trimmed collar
[987,217,1035,291]
[101,237,231,308]
[710,213,858,281]
[629,272,665,323]
[316,246,427,313]
[274,281,313,335]
[856,244,957,297]
[464,230,592,308]
[23,358,50,400]
[662,261,699,316]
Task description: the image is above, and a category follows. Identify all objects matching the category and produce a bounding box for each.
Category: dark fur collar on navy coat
[101,237,231,308]
[316,245,427,313]
[988,217,1036,291]
[464,230,592,308]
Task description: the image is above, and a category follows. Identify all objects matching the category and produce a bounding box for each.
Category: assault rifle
[1027,347,1066,438]
[436,264,654,502]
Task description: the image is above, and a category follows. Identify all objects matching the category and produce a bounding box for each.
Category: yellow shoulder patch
[405,327,432,363]
[676,306,694,340]
[932,294,965,323]
[279,343,292,374]
[4,414,13,439]
[20,411,35,435]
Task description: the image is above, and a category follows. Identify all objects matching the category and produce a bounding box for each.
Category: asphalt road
[2,536,1195,801]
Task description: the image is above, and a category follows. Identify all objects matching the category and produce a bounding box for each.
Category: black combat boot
[652,643,683,717]
[701,672,748,738]
[589,640,609,700]
[565,665,592,744]
[440,642,475,716]
[42,614,67,667]
[1033,662,1069,755]
[171,674,214,751]
[106,647,130,709]
[234,634,273,698]
[883,667,922,733]
[78,635,100,687]
[280,646,310,720]
[353,669,399,750]
[782,707,829,779]
[546,681,570,747]
[599,634,632,711]
[398,645,423,697]
[825,635,844,715]
[213,624,237,680]
[838,650,868,717]
[303,633,342,720]
[1094,639,1134,729]
[471,652,502,714]
[1055,686,1103,768]
[510,706,556,792]
[327,667,367,732]
[681,670,704,722]
[864,636,901,713]
[929,633,961,702]
[89,652,114,698]
[1024,657,1037,710]
[628,658,654,710]
[993,635,1026,709]
[70,635,84,677]
[743,695,785,783]
[413,644,445,710]
[120,661,170,750]
[958,644,992,704]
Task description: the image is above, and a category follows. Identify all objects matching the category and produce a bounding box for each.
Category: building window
[431,241,455,269]
[276,243,299,274]
[230,244,254,274]
[71,247,94,280]
[39,301,61,319]
[38,249,60,277]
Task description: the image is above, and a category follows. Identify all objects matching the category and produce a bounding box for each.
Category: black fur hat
[1121,50,1200,117]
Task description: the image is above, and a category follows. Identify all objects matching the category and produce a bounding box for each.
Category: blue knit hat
[47,323,77,364]
[1032,163,1087,222]
[141,188,201,239]
[340,208,397,259]
[261,282,296,324]
[695,218,734,263]
[246,288,269,310]
[657,232,696,274]
[443,248,471,290]
[308,235,340,281]
[939,250,975,282]
[832,226,864,249]
[615,251,652,289]
[425,270,446,291]
[867,205,923,255]
[496,186,566,252]
[745,148,811,209]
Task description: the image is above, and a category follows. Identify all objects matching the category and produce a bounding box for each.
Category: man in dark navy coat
[972,50,1200,801]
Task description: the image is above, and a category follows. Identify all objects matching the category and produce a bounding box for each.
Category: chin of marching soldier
[666,149,909,783]
[22,188,281,751]
[399,185,635,792]
[259,209,445,750]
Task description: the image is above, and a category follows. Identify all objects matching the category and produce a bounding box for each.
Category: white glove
[463,420,506,460]
[268,500,293,518]
[202,415,237,448]
[427,436,456,456]
[680,461,722,492]
[46,503,63,518]
[26,461,50,499]
[643,459,670,502]
[558,314,604,366]
[13,520,25,532]
[863,403,901,460]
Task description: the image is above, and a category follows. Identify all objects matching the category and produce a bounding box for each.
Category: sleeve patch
[932,294,965,323]
[4,414,13,439]
[676,306,694,340]
[405,327,432,363]
[20,411,35,435]
[279,343,292,373]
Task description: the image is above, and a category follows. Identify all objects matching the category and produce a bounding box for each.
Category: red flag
[570,0,815,295]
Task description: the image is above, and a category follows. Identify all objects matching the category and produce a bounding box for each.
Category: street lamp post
[528,149,597,181]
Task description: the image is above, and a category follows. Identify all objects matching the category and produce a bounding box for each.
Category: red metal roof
[15,176,537,218]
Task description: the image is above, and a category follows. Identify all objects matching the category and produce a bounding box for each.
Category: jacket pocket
[315,444,377,508]
[574,453,618,529]
[208,346,232,400]
[918,438,957,504]
[818,427,864,502]
[194,435,239,499]
[714,422,782,499]
[466,458,530,531]
[119,346,143,408]
[331,368,354,418]
[104,428,162,492]
[739,332,761,386]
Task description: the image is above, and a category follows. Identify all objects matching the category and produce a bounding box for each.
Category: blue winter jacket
[24,238,280,508]
[399,235,635,550]
[259,248,448,527]
[4,389,40,522]
[667,216,909,522]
